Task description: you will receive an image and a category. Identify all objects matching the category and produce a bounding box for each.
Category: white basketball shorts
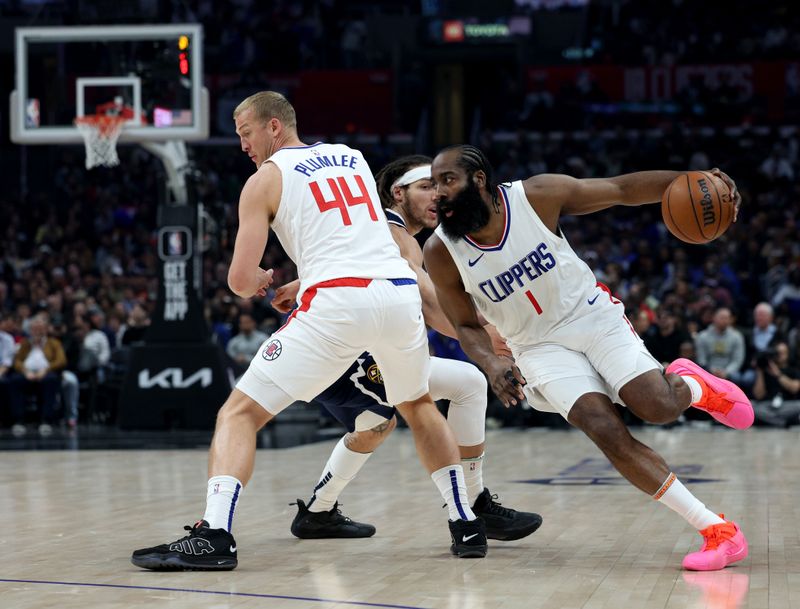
[517,288,661,418]
[236,277,430,414]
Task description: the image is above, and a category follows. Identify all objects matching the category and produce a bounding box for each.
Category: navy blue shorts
[313,352,396,432]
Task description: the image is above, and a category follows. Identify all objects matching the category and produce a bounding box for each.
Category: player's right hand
[271,278,301,313]
[709,167,741,221]
[486,357,526,407]
[484,324,512,358]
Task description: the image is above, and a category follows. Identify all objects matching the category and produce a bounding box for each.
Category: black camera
[756,348,778,369]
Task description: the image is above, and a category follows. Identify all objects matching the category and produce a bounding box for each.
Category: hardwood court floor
[1,426,797,609]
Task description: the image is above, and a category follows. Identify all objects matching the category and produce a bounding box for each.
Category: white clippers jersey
[266,143,414,296]
[435,180,599,353]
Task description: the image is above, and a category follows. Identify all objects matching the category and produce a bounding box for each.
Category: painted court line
[0,578,430,609]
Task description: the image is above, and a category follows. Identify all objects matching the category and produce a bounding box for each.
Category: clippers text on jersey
[477,243,556,303]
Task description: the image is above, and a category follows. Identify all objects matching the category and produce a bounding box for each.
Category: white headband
[391,165,432,189]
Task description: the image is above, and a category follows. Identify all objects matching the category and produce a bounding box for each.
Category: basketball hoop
[74,114,127,169]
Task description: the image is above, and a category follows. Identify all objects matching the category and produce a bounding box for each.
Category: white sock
[462,453,484,506]
[431,464,476,521]
[309,437,372,513]
[681,376,704,404]
[654,472,724,530]
[203,475,242,532]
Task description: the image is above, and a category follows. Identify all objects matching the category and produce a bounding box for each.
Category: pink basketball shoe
[683,517,748,571]
[666,358,754,429]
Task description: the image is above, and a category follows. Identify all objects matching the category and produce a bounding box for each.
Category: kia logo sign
[138,367,213,389]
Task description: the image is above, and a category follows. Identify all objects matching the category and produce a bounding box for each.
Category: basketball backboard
[11,24,208,144]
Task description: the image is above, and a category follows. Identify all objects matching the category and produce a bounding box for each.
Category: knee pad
[429,357,487,446]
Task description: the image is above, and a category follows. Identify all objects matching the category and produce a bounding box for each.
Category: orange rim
[74,114,126,137]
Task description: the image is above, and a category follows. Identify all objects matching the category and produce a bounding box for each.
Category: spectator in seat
[225,313,268,376]
[8,314,67,435]
[694,307,745,382]
[752,341,800,427]
[644,308,692,367]
[120,304,151,346]
[0,312,16,419]
[79,314,111,378]
[88,307,117,350]
[739,302,785,394]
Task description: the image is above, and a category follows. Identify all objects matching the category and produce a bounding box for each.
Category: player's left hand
[710,168,742,222]
[254,267,274,298]
[271,279,301,312]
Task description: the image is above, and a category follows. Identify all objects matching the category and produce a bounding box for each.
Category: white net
[74,115,126,169]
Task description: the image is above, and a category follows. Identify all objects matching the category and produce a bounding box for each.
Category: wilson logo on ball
[697,178,716,227]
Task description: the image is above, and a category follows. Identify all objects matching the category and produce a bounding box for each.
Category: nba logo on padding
[25,98,40,127]
[262,339,283,361]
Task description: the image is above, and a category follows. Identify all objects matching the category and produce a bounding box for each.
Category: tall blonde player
[424,144,752,572]
[131,93,486,571]
[273,156,542,543]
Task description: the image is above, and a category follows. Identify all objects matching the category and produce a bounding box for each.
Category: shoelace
[700,391,734,415]
[699,520,737,550]
[290,500,353,522]
[169,521,205,543]
[329,502,354,522]
[484,494,516,518]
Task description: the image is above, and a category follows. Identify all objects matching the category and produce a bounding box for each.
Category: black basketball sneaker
[131,520,238,571]
[472,487,543,541]
[448,517,488,558]
[290,499,376,539]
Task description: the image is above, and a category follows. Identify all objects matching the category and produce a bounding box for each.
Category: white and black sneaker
[131,520,238,571]
[448,518,487,558]
[290,499,376,539]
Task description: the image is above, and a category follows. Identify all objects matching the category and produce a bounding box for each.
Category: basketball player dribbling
[423,145,751,571]
[271,156,541,543]
[131,93,487,571]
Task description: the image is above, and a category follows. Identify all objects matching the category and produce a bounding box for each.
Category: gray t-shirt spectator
[695,326,745,378]
[226,329,269,365]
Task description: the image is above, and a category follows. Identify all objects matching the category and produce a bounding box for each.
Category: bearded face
[436,177,491,240]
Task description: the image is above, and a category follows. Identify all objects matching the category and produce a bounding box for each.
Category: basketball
[661,171,734,244]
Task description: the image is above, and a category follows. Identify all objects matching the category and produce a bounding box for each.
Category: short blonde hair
[233,91,297,130]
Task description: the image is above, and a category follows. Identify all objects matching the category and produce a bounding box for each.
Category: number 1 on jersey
[310,175,378,226]
[525,290,543,315]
